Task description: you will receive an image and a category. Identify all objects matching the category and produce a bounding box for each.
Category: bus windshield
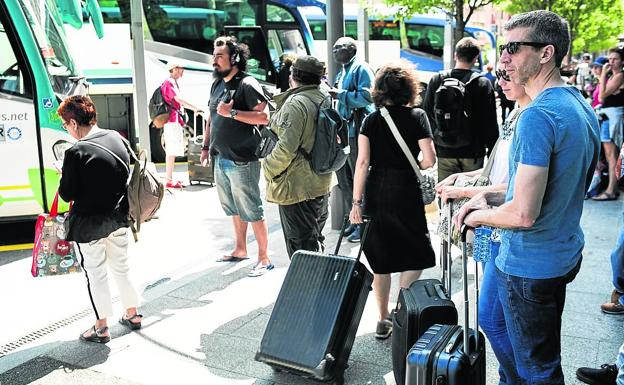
[19,0,78,95]
[99,0,261,55]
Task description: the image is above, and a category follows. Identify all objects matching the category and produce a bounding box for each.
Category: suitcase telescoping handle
[460,225,480,355]
[439,197,453,297]
[193,111,206,138]
[334,215,372,263]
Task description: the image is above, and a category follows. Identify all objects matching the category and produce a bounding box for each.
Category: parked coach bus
[0,0,101,222]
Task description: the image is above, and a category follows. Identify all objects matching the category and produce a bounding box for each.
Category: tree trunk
[454,0,465,48]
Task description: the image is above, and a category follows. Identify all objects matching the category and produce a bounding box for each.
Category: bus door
[0,2,45,220]
[1,0,75,221]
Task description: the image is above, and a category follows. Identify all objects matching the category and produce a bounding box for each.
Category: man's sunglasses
[499,41,549,55]
[496,69,510,82]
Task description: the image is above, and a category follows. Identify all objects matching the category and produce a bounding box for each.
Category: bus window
[345,20,356,40]
[308,19,325,40]
[226,27,275,83]
[266,4,295,22]
[18,0,77,96]
[267,28,307,71]
[0,20,32,97]
[98,0,260,55]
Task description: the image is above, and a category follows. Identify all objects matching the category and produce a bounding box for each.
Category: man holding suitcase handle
[454,10,600,385]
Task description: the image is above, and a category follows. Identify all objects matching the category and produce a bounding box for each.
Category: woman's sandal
[592,192,618,201]
[79,326,110,344]
[119,314,143,330]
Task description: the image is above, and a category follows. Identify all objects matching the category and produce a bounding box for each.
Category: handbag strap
[380,107,424,183]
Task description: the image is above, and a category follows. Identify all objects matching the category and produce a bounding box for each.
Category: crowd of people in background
[55,7,624,385]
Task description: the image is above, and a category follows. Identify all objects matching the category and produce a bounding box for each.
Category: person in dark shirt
[200,36,273,277]
[423,37,499,182]
[58,95,142,344]
[349,60,437,339]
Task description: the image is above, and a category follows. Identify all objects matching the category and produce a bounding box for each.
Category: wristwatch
[230,109,238,119]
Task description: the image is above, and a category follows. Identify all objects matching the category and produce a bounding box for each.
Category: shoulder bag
[380,107,436,205]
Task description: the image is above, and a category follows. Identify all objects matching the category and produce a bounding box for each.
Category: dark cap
[292,55,325,77]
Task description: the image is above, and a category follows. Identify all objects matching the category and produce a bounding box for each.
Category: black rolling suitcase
[255,218,374,385]
[405,226,485,385]
[392,202,458,385]
[187,113,214,185]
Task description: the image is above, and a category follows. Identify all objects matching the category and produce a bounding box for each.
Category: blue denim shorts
[214,155,264,222]
[600,119,612,142]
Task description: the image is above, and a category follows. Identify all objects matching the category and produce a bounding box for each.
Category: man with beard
[454,10,600,384]
[200,36,273,277]
[329,37,375,243]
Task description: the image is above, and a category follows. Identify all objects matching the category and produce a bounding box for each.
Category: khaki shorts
[437,157,484,182]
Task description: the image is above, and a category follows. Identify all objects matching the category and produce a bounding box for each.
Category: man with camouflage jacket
[263,56,332,258]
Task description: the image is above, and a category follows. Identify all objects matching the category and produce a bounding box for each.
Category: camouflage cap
[292,55,325,77]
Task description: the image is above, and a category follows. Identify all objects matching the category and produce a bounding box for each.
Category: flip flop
[216,255,249,262]
[592,192,618,201]
[119,314,143,330]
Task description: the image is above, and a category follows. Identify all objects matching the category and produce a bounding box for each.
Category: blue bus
[303,6,496,81]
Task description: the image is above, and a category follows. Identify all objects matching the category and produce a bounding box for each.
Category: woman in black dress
[349,61,436,339]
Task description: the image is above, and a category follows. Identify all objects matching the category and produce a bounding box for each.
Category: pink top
[592,84,601,108]
[161,78,184,125]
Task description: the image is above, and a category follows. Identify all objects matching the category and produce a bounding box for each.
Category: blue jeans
[495,259,582,385]
[478,258,521,385]
[214,155,264,222]
[611,217,624,304]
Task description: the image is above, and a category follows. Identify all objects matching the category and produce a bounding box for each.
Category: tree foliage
[503,0,624,56]
[383,0,504,45]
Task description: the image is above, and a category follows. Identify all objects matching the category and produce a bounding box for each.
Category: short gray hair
[504,10,570,67]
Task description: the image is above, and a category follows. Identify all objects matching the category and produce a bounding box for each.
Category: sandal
[216,255,249,262]
[79,326,110,344]
[592,192,618,201]
[248,262,274,277]
[119,314,143,330]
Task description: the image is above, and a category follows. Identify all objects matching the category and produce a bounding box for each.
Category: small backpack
[298,94,349,175]
[433,70,481,148]
[149,82,179,129]
[82,137,164,241]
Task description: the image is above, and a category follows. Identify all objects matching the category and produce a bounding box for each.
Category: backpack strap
[294,92,327,159]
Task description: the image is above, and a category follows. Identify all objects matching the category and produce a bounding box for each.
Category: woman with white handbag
[349,60,437,339]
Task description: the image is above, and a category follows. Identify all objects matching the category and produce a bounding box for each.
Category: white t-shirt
[488,107,520,185]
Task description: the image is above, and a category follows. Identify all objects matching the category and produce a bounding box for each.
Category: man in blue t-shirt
[454,10,600,385]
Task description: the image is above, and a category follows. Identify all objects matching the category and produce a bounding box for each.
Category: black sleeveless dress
[359,106,436,274]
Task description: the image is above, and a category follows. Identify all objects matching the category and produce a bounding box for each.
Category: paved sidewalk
[0,170,622,385]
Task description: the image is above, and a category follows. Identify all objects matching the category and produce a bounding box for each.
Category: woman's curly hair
[372,60,421,107]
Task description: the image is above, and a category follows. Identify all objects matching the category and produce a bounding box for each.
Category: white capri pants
[76,227,139,320]
[163,121,185,157]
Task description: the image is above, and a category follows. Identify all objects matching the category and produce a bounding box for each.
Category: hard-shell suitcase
[187,113,214,185]
[392,202,458,385]
[255,217,374,385]
[405,226,486,385]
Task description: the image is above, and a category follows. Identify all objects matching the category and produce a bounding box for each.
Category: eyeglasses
[495,69,510,82]
[499,42,549,56]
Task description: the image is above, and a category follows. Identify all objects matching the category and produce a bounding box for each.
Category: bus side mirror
[85,0,105,38]
[53,140,73,162]
[58,0,82,29]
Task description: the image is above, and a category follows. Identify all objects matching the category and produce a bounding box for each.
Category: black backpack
[148,84,173,128]
[298,94,349,175]
[433,70,481,148]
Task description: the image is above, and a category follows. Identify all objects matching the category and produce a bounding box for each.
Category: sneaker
[248,262,274,277]
[576,363,617,385]
[600,301,624,314]
[166,180,184,189]
[375,319,392,340]
[343,223,356,237]
[347,226,361,243]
